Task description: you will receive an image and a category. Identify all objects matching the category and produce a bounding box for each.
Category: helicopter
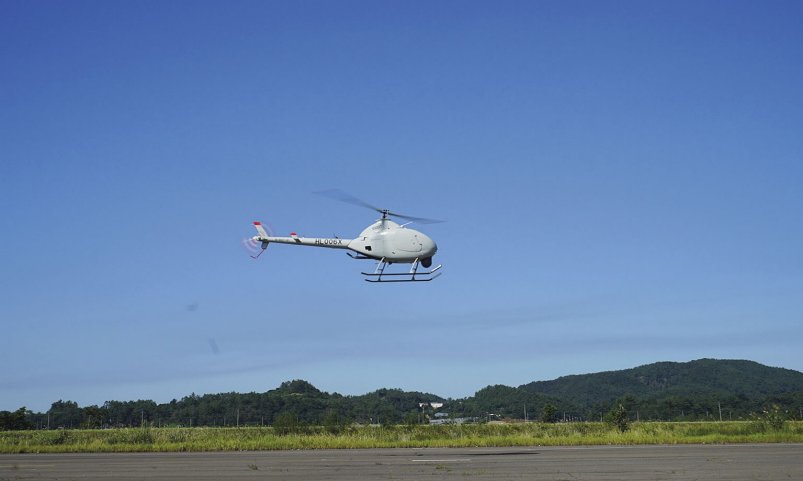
[246,190,443,282]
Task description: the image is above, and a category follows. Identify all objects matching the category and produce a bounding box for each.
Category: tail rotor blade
[242,220,274,259]
[241,237,263,255]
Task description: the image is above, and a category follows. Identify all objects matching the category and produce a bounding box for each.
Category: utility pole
[718,402,722,422]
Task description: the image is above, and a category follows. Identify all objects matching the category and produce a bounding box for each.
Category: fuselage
[347,219,437,263]
[254,219,437,264]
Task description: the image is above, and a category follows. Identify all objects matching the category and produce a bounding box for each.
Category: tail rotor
[242,221,274,259]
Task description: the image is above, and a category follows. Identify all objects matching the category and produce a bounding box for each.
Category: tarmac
[1,444,802,480]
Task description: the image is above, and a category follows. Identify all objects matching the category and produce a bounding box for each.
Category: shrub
[541,403,557,423]
[323,410,347,435]
[755,405,787,431]
[606,404,630,433]
[273,412,301,436]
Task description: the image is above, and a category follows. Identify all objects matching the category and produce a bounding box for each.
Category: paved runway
[2,444,802,480]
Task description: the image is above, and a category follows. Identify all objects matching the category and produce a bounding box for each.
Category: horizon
[3,1,802,412]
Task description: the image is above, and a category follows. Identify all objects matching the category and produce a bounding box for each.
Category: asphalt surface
[1,444,802,480]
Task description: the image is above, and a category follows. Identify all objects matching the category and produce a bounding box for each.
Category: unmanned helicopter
[245,190,443,282]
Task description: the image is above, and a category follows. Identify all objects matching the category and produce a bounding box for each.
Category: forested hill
[4,359,803,429]
[9,380,447,430]
[518,359,803,419]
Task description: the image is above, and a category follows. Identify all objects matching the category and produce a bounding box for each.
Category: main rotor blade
[386,211,445,224]
[313,188,383,214]
[313,188,445,224]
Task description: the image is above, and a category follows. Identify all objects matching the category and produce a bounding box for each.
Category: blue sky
[1,1,802,412]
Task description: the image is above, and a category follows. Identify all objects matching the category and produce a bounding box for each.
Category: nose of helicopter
[420,233,437,257]
[419,234,438,267]
[418,233,437,269]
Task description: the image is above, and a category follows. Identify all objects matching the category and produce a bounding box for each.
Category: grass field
[1,421,801,453]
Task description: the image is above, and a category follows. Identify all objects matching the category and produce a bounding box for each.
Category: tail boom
[252,221,350,249]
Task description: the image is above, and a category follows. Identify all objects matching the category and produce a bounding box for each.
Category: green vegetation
[606,404,630,433]
[1,421,801,453]
[4,359,802,453]
[751,405,789,432]
[4,359,802,435]
[13,380,444,430]
[519,359,803,421]
[0,408,32,431]
[541,403,557,423]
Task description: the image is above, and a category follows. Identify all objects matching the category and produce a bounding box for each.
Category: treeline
[3,380,444,430]
[439,385,803,423]
[517,359,803,422]
[4,360,803,430]
[6,382,802,431]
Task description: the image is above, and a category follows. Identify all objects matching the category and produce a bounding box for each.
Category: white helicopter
[247,190,443,282]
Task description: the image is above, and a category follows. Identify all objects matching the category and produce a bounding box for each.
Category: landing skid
[361,258,442,283]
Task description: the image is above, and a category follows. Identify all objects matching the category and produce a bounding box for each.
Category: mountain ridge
[520,358,803,403]
[6,358,803,428]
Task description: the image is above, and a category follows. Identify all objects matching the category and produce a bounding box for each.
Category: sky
[1,0,802,412]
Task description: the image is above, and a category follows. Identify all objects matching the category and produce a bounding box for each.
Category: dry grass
[1,421,801,453]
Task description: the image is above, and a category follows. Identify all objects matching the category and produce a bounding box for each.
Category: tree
[48,400,82,429]
[0,407,32,430]
[606,403,630,433]
[323,410,347,434]
[81,405,107,429]
[404,412,420,426]
[541,403,557,423]
[273,411,301,435]
[756,404,787,431]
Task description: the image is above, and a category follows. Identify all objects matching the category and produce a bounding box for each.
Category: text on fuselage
[315,238,344,246]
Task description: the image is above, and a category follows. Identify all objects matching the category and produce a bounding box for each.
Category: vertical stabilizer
[253,221,269,239]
